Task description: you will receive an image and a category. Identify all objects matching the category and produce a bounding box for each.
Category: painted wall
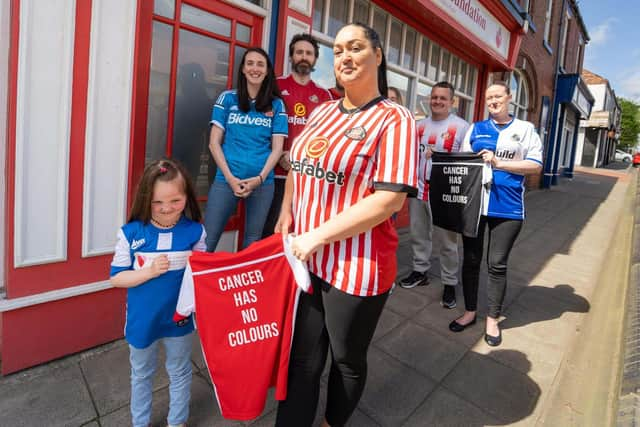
[0,0,10,294]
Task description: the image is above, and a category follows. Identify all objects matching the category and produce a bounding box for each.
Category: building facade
[575,69,621,168]
[1,0,530,373]
[488,0,591,188]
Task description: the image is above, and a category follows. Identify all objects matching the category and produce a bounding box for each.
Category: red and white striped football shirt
[289,97,418,296]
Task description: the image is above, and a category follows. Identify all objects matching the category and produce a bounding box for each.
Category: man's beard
[292,60,315,75]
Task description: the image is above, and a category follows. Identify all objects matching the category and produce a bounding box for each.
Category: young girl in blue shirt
[110,159,206,427]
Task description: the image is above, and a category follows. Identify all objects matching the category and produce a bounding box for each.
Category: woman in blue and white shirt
[448,82,542,347]
[205,47,288,251]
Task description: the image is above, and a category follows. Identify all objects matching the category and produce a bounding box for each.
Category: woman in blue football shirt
[205,47,288,251]
[449,82,542,346]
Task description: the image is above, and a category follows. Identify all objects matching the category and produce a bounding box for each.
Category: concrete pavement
[0,165,635,427]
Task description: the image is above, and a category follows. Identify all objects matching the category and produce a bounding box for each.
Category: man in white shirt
[399,82,470,309]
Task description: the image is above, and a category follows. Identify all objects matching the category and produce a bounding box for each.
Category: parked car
[633,152,640,167]
[615,149,632,163]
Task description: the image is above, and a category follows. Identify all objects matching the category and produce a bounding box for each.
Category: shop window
[403,28,416,69]
[372,9,387,47]
[439,50,450,82]
[313,0,325,32]
[328,0,348,37]
[428,44,440,81]
[387,70,410,106]
[458,62,467,92]
[310,43,335,91]
[182,3,231,36]
[466,66,476,96]
[353,0,369,24]
[154,0,174,18]
[415,82,432,120]
[418,38,430,76]
[388,19,403,65]
[309,0,478,122]
[509,70,529,120]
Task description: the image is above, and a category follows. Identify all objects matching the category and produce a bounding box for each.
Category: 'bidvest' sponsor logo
[227,112,272,127]
[291,158,345,185]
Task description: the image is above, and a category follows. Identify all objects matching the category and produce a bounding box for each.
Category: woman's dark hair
[128,159,202,224]
[236,47,281,113]
[347,22,388,97]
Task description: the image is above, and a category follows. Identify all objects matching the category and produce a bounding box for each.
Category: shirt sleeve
[461,123,475,152]
[524,124,543,164]
[110,228,132,277]
[192,226,207,252]
[454,120,471,153]
[272,98,289,137]
[174,263,195,323]
[211,91,230,130]
[373,107,418,195]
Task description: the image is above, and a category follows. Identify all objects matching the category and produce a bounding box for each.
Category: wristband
[258,175,264,185]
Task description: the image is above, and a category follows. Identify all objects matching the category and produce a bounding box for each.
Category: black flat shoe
[484,330,502,346]
[449,317,476,332]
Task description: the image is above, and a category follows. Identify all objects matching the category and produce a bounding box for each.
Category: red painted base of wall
[1,288,126,375]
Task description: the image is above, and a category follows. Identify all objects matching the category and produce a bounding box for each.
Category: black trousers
[275,274,389,427]
[461,216,522,318]
[261,177,286,238]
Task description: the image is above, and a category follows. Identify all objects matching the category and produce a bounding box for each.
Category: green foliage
[618,97,640,150]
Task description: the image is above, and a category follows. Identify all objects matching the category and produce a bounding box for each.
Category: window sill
[543,40,553,55]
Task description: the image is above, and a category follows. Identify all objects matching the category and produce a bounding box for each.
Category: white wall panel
[82,0,137,256]
[14,0,76,267]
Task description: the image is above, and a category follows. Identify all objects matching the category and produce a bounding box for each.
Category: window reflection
[145,22,173,165]
[173,29,230,197]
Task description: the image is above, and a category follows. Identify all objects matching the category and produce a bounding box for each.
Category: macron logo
[131,238,145,250]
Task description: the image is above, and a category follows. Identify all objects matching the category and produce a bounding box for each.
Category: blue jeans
[129,333,193,427]
[204,180,274,251]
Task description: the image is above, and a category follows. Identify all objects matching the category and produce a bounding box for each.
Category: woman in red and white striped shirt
[274,23,418,427]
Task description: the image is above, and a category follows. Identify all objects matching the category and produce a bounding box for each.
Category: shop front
[544,73,593,185]
[1,0,525,373]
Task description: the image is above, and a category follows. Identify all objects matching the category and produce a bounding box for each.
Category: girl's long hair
[128,159,201,224]
[236,47,281,113]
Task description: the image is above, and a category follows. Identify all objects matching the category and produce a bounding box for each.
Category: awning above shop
[556,74,595,119]
[381,0,525,70]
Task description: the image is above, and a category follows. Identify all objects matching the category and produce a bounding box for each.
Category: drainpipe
[542,0,568,188]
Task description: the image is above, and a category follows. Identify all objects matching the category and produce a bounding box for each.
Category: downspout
[542,0,568,188]
[268,0,280,63]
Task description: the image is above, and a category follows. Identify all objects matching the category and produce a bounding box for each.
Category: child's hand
[150,254,170,277]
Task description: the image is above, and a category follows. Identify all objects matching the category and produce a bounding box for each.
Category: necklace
[151,217,179,228]
[340,95,384,119]
[344,104,363,119]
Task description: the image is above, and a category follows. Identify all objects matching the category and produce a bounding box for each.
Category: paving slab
[81,338,169,416]
[442,351,541,424]
[401,386,502,427]
[0,364,97,427]
[357,347,437,427]
[376,319,467,382]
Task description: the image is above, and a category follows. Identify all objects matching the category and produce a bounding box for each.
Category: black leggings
[462,216,522,318]
[275,274,389,427]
